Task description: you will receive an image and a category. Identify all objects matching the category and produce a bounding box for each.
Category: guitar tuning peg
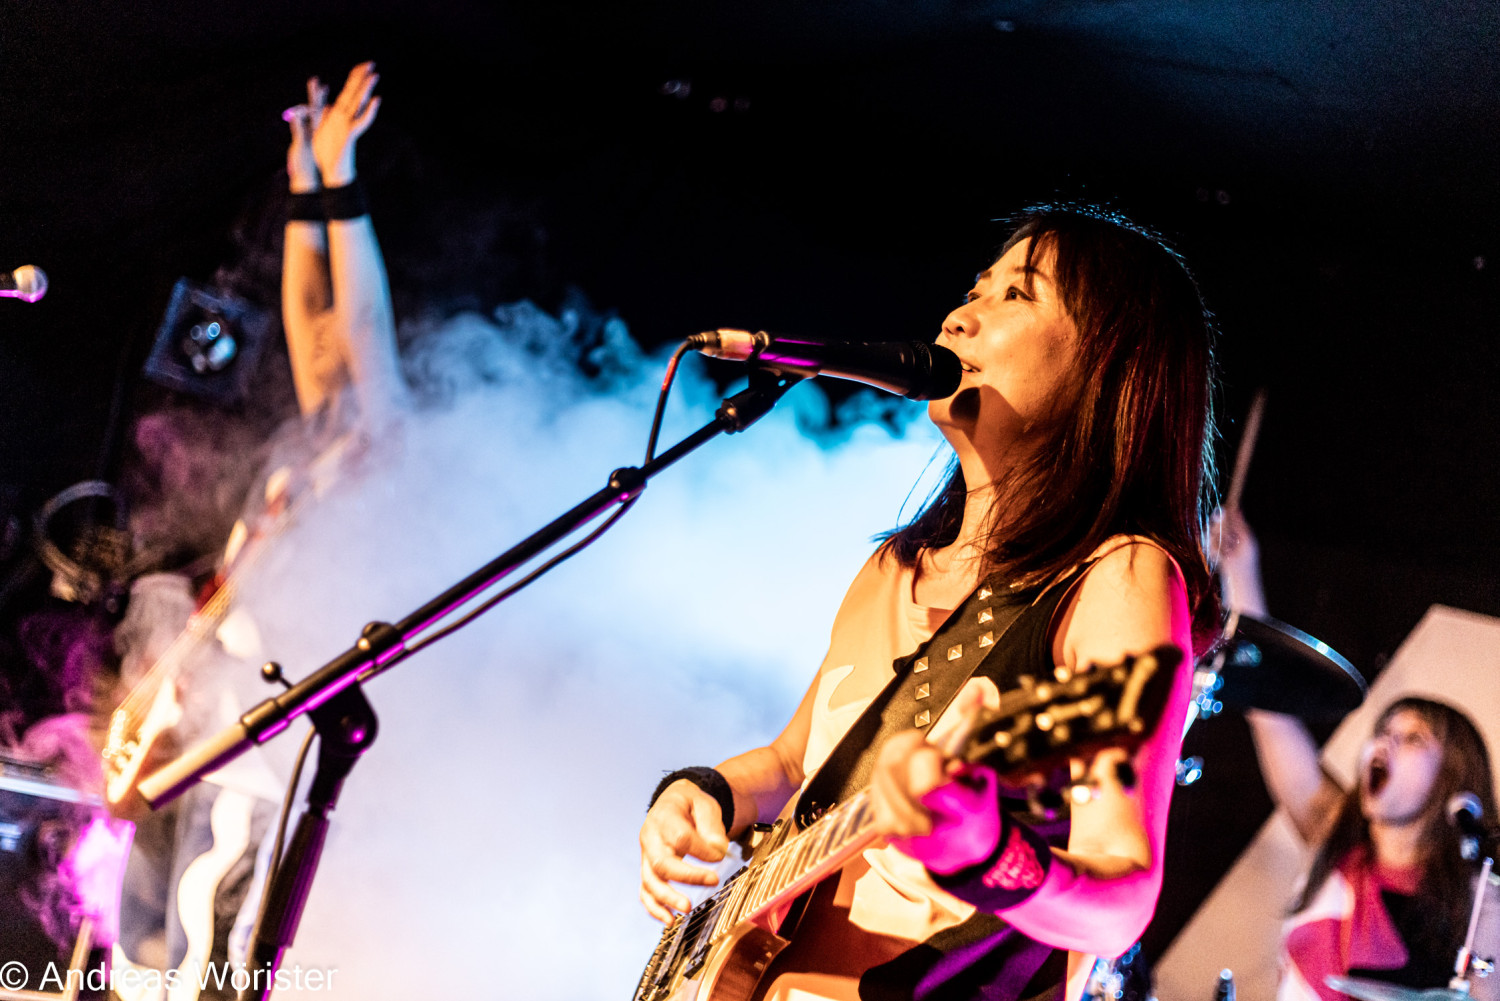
[1027,785,1066,820]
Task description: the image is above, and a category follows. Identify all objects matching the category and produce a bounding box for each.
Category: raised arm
[282,62,407,424]
[1213,506,1268,618]
[282,77,336,415]
[1245,709,1343,844]
[1214,509,1342,843]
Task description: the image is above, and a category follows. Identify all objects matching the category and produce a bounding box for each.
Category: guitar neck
[717,789,880,936]
[702,647,1179,940]
[637,647,1181,1001]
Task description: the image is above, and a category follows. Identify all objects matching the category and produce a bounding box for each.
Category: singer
[1220,512,1499,1001]
[639,205,1220,1001]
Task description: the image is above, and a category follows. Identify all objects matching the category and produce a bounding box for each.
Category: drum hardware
[1327,829,1499,1001]
[1175,755,1204,787]
[1084,941,1154,1001]
[1199,610,1365,722]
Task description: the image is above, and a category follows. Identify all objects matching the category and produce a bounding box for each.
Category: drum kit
[1189,609,1498,1001]
[1093,391,1499,1001]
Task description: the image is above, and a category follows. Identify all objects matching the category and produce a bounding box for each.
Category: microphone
[1448,791,1494,860]
[0,265,48,302]
[1449,792,1486,836]
[689,329,961,401]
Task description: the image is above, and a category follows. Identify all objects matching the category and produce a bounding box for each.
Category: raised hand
[1210,506,1266,615]
[311,61,382,187]
[283,76,330,193]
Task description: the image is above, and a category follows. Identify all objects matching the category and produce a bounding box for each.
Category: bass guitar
[633,644,1182,1001]
[100,425,363,809]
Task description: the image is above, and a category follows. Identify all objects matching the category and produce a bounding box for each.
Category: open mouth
[1367,760,1389,796]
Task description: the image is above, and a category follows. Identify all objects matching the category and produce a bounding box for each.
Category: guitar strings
[109,472,321,748]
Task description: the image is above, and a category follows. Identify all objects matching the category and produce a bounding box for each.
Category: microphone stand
[136,370,803,1000]
[1452,830,1500,993]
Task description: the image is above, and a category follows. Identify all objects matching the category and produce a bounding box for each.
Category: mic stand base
[240,682,379,1001]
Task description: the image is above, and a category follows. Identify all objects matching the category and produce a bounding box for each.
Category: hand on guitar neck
[632,647,1181,1001]
[871,682,1012,875]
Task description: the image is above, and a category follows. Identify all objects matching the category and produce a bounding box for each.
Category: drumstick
[1224,389,1266,513]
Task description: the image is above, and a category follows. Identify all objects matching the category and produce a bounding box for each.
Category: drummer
[1216,508,1497,1001]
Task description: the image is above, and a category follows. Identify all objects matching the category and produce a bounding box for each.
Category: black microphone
[689,329,961,401]
[1448,791,1495,860]
[1449,792,1487,837]
[0,265,48,302]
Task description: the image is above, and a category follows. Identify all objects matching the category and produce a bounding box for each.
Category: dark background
[0,0,1495,959]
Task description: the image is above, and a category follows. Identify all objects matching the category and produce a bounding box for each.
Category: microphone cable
[261,339,699,890]
[401,339,694,655]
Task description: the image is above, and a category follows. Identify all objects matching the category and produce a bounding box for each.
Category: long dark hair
[881,205,1220,645]
[1294,697,1496,959]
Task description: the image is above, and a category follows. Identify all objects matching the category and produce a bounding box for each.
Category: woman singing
[1218,509,1497,1001]
[640,205,1220,1001]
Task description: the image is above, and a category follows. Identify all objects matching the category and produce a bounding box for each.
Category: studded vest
[796,562,1090,828]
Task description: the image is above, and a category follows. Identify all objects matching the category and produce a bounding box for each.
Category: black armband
[288,191,324,221]
[929,813,1052,912]
[321,180,369,220]
[649,766,735,832]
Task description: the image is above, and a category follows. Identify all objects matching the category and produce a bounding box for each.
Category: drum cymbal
[1206,611,1366,721]
[1326,976,1472,1001]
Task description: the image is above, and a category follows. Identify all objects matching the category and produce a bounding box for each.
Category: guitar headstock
[959,645,1183,783]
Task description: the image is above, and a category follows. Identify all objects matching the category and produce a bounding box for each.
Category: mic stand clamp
[717,368,800,432]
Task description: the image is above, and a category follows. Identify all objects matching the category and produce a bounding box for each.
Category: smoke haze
[220,302,946,998]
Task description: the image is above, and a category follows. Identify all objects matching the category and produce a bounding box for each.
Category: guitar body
[105,682,185,807]
[669,923,790,1001]
[650,873,928,1001]
[635,647,1182,1001]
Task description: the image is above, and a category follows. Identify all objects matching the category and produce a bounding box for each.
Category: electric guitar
[633,644,1182,1001]
[100,470,294,809]
[103,435,364,1001]
[100,428,363,809]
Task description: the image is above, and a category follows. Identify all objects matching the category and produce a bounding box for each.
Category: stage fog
[215,302,947,999]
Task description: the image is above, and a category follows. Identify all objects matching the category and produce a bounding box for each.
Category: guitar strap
[794,563,1090,828]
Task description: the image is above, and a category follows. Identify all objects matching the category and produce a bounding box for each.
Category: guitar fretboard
[635,648,1179,1001]
[668,784,880,979]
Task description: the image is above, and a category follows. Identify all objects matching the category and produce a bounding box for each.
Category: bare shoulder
[1052,535,1192,673]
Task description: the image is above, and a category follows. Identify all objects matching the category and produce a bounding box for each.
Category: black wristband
[321,180,369,220]
[929,813,1052,912]
[288,191,323,222]
[649,766,735,832]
